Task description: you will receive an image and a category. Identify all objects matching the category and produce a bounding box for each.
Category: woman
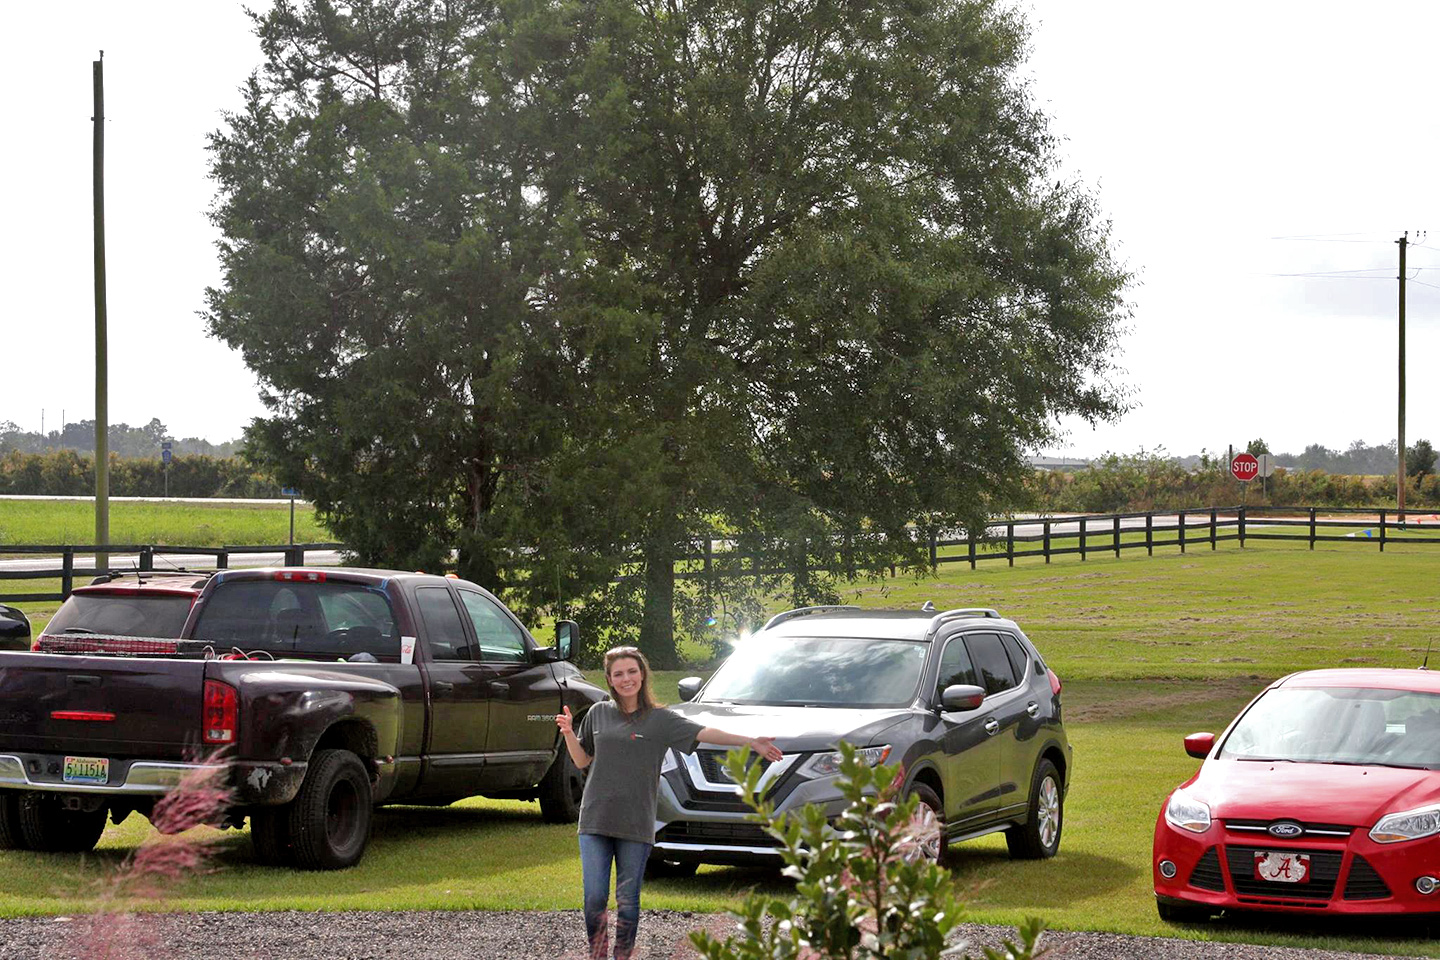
[556,645,783,960]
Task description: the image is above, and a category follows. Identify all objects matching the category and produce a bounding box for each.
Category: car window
[45,594,194,639]
[458,591,527,663]
[1001,634,1029,682]
[964,633,1017,696]
[192,580,398,659]
[935,636,979,699]
[415,587,472,661]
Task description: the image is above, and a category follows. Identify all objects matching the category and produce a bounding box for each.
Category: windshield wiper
[1320,760,1430,770]
[62,627,100,634]
[1234,756,1296,763]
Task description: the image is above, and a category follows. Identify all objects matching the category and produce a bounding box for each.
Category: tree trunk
[639,535,680,669]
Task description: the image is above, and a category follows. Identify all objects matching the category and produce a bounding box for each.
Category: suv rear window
[193,580,398,660]
[45,594,194,639]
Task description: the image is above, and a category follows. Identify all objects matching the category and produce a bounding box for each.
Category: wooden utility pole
[1397,232,1408,516]
[94,52,110,573]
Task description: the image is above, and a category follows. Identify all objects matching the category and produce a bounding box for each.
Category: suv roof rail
[924,607,1001,639]
[762,605,862,631]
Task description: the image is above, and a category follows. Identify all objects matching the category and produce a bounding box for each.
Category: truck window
[193,581,398,659]
[457,591,527,663]
[415,587,471,661]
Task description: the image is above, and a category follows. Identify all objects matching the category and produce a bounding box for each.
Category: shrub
[688,742,1046,960]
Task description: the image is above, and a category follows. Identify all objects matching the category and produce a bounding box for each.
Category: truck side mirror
[556,620,577,661]
[0,604,30,650]
[677,676,703,702]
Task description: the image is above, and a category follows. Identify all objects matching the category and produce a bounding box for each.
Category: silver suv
[651,605,1071,871]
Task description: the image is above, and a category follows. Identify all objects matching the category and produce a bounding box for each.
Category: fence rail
[2,505,1438,604]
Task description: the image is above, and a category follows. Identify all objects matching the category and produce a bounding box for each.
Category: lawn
[0,499,330,548]
[3,539,1440,955]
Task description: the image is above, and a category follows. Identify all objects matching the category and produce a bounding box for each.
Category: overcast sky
[3,1,1437,460]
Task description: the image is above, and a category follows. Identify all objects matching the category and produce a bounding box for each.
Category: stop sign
[1231,453,1260,482]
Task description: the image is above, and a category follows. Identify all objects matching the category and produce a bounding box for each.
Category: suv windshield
[193,580,398,660]
[1219,686,1440,770]
[702,636,927,707]
[45,594,194,639]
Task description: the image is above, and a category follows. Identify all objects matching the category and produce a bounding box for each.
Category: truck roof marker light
[275,570,326,583]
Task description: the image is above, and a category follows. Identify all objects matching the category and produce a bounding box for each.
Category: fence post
[1079,517,1087,561]
[1145,513,1153,556]
[1007,522,1015,568]
[139,545,153,573]
[1210,508,1217,550]
[1239,506,1247,548]
[1379,510,1387,553]
[1043,521,1051,564]
[968,528,977,570]
[1179,510,1187,554]
[929,529,938,572]
[1113,515,1121,558]
[62,547,74,598]
[217,548,228,570]
[704,537,713,581]
[285,546,304,567]
[1309,507,1316,550]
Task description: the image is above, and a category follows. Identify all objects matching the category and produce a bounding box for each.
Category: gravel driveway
[0,910,1423,960]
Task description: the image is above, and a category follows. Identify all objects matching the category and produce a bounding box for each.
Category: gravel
[0,910,1420,960]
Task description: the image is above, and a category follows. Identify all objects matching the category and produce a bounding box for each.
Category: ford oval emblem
[1268,821,1303,838]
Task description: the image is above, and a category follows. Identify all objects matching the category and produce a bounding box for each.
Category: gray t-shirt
[577,701,704,844]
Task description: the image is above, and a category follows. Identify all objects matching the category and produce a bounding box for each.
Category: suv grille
[1187,847,1225,891]
[1225,846,1342,900]
[656,821,780,848]
[1342,855,1391,900]
[697,750,771,785]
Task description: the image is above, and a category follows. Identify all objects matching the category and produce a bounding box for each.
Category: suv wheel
[906,782,949,865]
[1005,759,1062,859]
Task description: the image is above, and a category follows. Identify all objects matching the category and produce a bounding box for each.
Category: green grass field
[3,517,1440,953]
[0,499,329,547]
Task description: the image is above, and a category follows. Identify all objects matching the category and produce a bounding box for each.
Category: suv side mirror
[556,620,577,661]
[940,684,986,712]
[1184,732,1215,759]
[0,604,30,650]
[677,676,703,702]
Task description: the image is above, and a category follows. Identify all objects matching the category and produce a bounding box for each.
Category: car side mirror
[677,676,703,702]
[0,604,30,650]
[940,684,986,712]
[556,620,577,661]
[1184,732,1215,759]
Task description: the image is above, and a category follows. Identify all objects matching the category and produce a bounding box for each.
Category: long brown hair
[603,646,662,718]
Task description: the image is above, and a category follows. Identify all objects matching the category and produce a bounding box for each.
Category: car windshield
[701,636,927,708]
[192,580,399,661]
[1219,686,1440,770]
[45,594,194,639]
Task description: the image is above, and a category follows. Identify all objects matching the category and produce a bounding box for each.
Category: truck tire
[537,747,585,823]
[17,794,107,853]
[0,792,28,850]
[286,749,372,870]
[249,808,295,867]
[1005,759,1063,860]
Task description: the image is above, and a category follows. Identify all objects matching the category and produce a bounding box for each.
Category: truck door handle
[984,718,999,735]
[1026,702,1040,717]
[488,681,510,695]
[432,681,454,695]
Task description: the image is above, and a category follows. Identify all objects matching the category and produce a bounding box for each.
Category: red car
[1154,668,1440,922]
[35,572,209,650]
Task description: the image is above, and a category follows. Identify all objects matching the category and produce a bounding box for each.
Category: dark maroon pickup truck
[0,568,605,869]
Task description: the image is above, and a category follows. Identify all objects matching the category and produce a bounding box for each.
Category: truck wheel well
[313,720,378,768]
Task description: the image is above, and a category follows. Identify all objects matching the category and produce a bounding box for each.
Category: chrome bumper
[0,754,225,795]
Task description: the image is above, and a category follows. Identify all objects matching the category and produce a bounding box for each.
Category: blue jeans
[579,833,651,960]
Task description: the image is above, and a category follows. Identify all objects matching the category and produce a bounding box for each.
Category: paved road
[0,910,1418,960]
[0,549,345,576]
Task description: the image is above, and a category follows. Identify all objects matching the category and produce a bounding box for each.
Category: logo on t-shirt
[631,733,645,740]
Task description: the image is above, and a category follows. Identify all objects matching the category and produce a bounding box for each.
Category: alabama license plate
[1253,850,1310,883]
[62,756,109,785]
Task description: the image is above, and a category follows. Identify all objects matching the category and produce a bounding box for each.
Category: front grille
[697,750,771,785]
[1225,846,1342,901]
[1224,818,1355,838]
[655,820,780,848]
[1343,855,1392,900]
[1188,847,1226,891]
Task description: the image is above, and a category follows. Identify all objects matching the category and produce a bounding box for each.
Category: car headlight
[1164,787,1212,834]
[801,745,892,778]
[1371,804,1440,844]
[661,748,677,774]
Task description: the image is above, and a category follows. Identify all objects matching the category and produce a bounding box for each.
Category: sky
[2,1,1437,459]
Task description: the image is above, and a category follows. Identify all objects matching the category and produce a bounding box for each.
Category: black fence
[3,505,1438,604]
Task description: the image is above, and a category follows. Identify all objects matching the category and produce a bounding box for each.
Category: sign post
[1256,453,1275,500]
[161,440,172,497]
[281,487,298,544]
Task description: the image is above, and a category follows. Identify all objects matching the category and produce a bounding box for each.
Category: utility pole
[1397,232,1408,517]
[93,52,110,574]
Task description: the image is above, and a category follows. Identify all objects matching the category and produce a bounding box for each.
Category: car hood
[668,701,910,752]
[1190,759,1440,826]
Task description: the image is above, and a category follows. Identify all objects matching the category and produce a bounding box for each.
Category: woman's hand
[750,736,783,762]
[556,705,575,737]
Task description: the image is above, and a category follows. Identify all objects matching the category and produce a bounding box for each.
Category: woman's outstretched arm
[696,728,783,762]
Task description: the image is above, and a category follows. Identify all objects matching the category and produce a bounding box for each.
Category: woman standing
[556,645,783,960]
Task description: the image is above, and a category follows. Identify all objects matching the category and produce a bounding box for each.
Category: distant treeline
[0,418,240,459]
[0,450,280,499]
[1030,450,1440,514]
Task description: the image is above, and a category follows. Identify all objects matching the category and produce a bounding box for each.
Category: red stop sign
[1231,453,1259,482]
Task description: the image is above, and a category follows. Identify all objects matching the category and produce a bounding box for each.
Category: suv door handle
[432,681,454,695]
[984,718,999,735]
[488,681,510,695]
[1026,702,1040,717]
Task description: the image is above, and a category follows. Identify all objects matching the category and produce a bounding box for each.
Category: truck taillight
[203,680,238,745]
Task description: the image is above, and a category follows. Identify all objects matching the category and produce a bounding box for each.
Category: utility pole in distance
[1397,231,1407,517]
[93,52,110,574]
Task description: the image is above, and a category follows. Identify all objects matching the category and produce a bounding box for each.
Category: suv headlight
[801,745,892,778]
[1371,804,1440,844]
[1164,787,1212,834]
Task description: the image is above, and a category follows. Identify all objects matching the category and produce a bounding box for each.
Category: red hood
[1190,759,1440,826]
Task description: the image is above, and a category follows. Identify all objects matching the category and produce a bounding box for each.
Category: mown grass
[0,499,330,547]
[3,535,1440,953]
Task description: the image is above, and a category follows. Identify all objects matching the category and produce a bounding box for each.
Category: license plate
[62,756,109,785]
[1253,850,1310,883]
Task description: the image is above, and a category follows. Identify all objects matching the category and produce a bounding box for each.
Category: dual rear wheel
[250,748,373,870]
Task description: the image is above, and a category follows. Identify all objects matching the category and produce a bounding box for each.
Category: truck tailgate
[0,652,206,761]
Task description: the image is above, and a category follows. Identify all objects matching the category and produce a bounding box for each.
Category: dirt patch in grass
[1066,677,1265,724]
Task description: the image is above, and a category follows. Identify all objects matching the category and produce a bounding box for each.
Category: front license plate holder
[62,756,109,785]
[1253,850,1310,883]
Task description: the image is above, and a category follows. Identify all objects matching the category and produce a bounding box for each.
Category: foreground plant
[689,743,1046,960]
